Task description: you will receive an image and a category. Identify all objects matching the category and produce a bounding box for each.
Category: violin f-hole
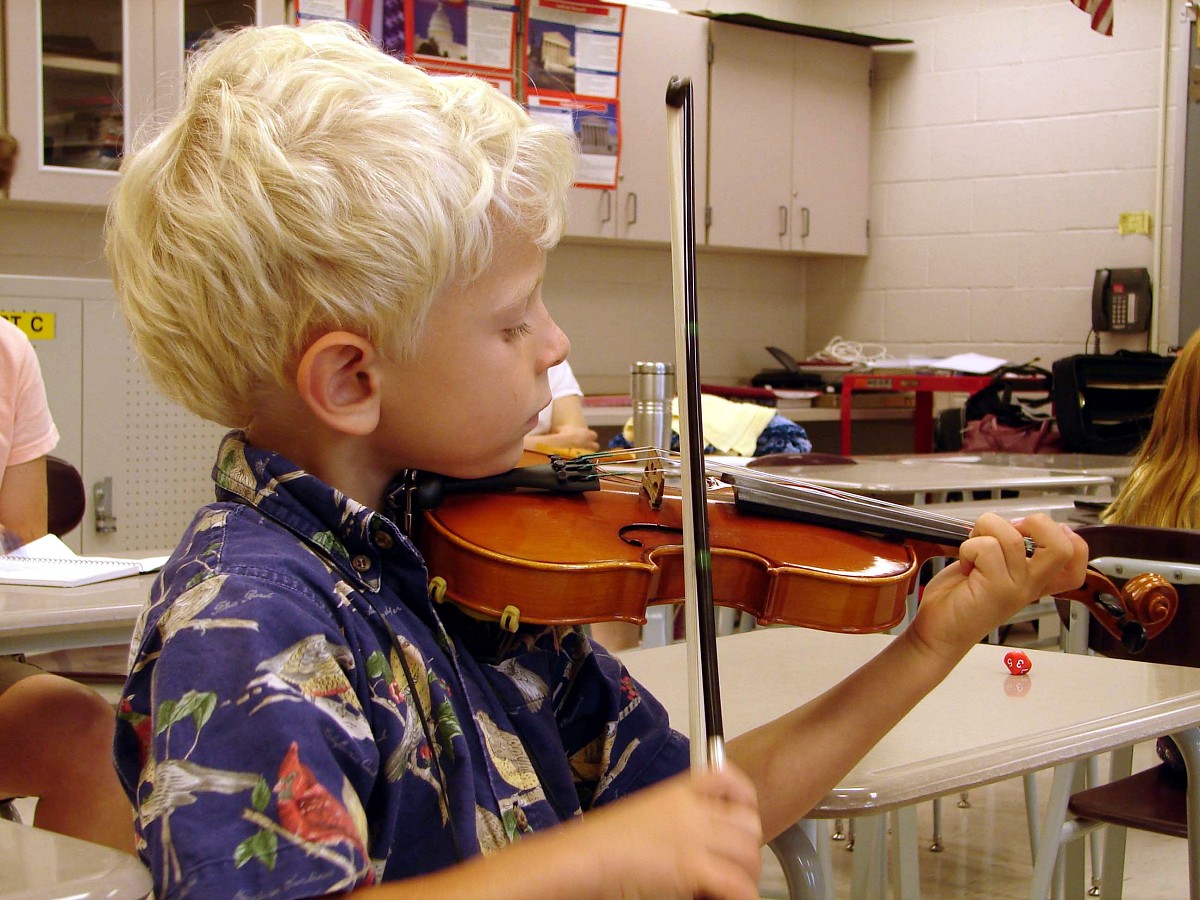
[619,523,683,548]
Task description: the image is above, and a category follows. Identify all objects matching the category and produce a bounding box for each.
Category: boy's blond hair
[1102,327,1200,529]
[107,21,576,427]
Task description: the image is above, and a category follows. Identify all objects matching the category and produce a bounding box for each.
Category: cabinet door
[5,0,157,205]
[791,38,870,256]
[151,0,289,122]
[565,187,618,239]
[706,22,794,251]
[614,7,708,244]
[81,296,226,555]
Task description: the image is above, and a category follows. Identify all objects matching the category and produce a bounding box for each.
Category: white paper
[864,353,1007,374]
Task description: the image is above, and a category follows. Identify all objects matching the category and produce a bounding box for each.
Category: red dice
[1004,650,1032,676]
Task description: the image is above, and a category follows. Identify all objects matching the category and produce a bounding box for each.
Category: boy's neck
[246,410,393,513]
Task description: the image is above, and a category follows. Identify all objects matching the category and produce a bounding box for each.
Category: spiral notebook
[0,534,169,588]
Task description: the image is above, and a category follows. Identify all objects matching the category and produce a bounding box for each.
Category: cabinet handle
[800,207,811,239]
[626,192,638,226]
[601,190,613,224]
[778,205,789,237]
[94,476,117,533]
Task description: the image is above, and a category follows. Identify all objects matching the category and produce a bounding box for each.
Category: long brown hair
[1102,328,1200,528]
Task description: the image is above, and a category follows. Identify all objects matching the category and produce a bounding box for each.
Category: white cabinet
[706,21,870,256]
[3,0,285,206]
[564,7,708,243]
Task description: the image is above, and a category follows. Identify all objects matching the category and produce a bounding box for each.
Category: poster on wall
[401,0,519,96]
[523,0,624,189]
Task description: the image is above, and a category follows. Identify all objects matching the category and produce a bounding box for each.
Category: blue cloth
[115,431,688,898]
[608,414,812,456]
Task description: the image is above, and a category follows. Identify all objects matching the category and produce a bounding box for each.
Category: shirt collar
[211,430,411,591]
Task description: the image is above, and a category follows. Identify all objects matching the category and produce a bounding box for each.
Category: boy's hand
[908,513,1088,665]
[587,764,762,899]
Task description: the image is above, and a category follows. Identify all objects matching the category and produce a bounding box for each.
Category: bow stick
[666,77,724,772]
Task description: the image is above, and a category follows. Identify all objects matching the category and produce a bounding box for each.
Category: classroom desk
[839,373,993,454]
[871,451,1135,491]
[0,572,154,657]
[617,627,1200,900]
[0,818,151,899]
[744,456,1114,505]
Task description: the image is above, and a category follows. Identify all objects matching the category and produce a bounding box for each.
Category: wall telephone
[1092,267,1151,333]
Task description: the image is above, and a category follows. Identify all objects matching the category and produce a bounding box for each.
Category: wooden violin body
[419,476,919,634]
[411,461,1178,652]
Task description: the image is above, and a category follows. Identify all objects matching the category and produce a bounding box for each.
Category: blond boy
[108,22,1086,898]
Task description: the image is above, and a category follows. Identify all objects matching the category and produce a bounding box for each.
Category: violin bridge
[640,457,666,510]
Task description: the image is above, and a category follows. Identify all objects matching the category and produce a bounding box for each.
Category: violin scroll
[1055,569,1178,654]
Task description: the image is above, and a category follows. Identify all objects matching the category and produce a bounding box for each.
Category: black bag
[961,364,1063,453]
[1051,351,1175,454]
[964,364,1055,428]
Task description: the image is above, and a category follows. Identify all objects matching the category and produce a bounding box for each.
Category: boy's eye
[504,322,533,340]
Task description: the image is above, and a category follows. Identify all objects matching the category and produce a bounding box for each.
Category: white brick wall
[798,0,1183,361]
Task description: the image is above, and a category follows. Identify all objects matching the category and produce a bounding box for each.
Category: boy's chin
[439,444,526,481]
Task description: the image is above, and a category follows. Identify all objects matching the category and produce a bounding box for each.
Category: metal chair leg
[769,820,831,900]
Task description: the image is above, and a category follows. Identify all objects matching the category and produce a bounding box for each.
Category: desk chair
[46,455,85,537]
[1029,525,1200,900]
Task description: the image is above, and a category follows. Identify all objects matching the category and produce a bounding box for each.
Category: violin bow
[666,77,725,771]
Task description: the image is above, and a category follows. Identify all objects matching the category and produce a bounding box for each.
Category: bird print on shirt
[241,634,372,741]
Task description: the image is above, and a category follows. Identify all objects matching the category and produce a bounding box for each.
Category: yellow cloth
[622,393,776,456]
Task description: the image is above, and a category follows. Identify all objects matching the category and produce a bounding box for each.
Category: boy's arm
[726,513,1088,841]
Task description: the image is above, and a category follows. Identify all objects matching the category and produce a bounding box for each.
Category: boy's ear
[295,332,382,436]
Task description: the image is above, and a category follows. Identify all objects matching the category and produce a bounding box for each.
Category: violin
[404,449,1178,656]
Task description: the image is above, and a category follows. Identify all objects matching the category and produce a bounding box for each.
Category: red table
[840,373,993,455]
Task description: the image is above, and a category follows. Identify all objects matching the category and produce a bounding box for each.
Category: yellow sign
[0,311,56,340]
[1118,211,1152,237]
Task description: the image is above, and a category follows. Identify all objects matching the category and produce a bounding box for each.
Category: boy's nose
[543,318,570,371]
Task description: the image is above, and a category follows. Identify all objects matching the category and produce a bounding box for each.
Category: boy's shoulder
[148,500,334,622]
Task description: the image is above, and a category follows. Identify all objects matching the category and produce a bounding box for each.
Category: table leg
[841,383,854,455]
[850,814,889,899]
[1173,725,1200,900]
[1029,760,1081,900]
[914,391,934,453]
[891,806,921,899]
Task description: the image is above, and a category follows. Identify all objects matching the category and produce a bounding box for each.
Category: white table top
[869,451,1133,477]
[617,627,1200,816]
[744,458,1113,500]
[919,493,1102,524]
[0,819,151,899]
[0,572,154,656]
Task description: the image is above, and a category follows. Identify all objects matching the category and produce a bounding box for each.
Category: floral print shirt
[115,431,689,898]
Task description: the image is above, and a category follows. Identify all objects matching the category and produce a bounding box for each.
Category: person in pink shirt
[0,314,134,853]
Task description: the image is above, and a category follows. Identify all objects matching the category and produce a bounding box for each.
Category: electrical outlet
[1118,211,1153,236]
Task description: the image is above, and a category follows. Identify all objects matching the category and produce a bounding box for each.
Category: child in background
[106,22,1087,898]
[0,316,133,853]
[1102,328,1200,529]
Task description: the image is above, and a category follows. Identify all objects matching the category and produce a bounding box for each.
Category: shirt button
[373,531,394,550]
[351,555,372,572]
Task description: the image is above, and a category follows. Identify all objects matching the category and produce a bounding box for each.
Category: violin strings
[570,448,1040,554]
